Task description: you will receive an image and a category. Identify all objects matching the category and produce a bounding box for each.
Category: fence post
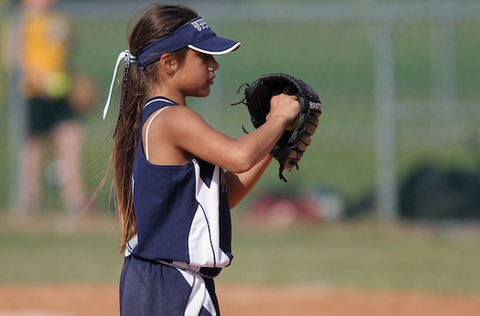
[7,5,27,217]
[371,25,398,222]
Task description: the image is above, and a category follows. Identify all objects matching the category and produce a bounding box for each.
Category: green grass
[0,216,123,283]
[1,215,480,294]
[223,220,480,293]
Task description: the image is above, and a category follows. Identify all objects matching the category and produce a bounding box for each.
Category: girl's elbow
[228,152,255,173]
[229,161,253,174]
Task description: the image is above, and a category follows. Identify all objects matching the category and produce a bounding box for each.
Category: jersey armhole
[144,107,169,161]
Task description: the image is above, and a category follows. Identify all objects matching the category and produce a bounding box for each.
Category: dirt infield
[0,284,479,316]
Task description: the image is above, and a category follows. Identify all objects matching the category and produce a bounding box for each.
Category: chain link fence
[1,0,479,222]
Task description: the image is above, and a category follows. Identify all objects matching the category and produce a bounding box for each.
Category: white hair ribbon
[103,50,136,120]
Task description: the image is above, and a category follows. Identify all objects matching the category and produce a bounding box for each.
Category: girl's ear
[159,53,177,75]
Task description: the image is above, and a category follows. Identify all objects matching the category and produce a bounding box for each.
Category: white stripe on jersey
[188,159,231,268]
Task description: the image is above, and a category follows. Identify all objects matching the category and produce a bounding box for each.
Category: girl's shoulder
[143,99,207,135]
[153,102,204,122]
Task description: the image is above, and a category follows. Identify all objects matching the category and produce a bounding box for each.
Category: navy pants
[120,256,221,316]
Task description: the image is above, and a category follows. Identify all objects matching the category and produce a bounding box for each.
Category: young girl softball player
[103,4,300,315]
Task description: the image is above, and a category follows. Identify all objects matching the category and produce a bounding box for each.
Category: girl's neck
[150,86,186,106]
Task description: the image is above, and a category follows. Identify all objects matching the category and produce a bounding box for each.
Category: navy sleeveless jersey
[131,97,233,269]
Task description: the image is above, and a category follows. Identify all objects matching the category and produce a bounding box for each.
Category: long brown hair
[109,4,198,251]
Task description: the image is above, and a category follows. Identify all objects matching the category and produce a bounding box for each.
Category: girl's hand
[267,86,301,127]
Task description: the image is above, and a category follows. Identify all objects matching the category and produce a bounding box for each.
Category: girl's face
[175,49,220,98]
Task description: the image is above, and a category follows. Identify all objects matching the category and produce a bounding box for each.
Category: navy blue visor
[135,17,241,68]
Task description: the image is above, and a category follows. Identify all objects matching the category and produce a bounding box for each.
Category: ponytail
[112,62,147,251]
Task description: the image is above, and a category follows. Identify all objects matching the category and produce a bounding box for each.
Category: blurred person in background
[3,0,91,230]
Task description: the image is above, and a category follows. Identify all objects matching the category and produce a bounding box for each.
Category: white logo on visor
[191,19,209,31]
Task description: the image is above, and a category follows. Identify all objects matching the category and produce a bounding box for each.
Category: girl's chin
[196,89,211,98]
